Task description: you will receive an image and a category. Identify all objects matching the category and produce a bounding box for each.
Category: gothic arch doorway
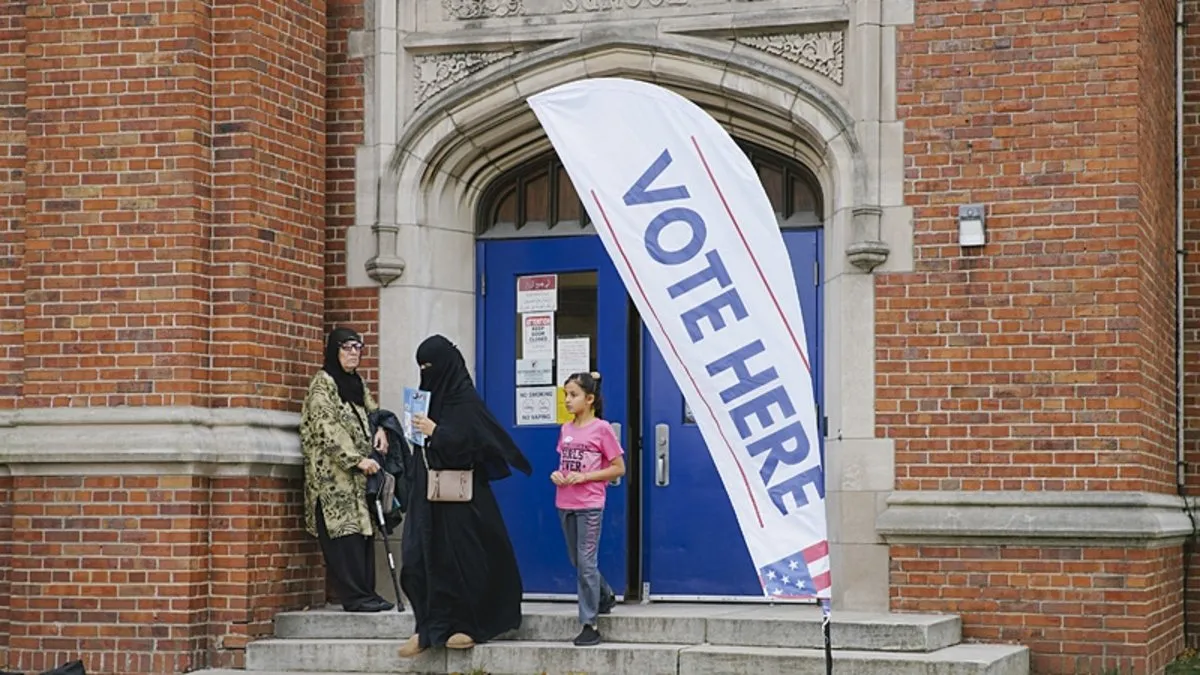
[475,141,825,601]
[476,141,824,239]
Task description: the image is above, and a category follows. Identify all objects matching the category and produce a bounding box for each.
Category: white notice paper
[522,312,555,359]
[517,274,558,313]
[556,336,591,386]
[516,358,553,386]
[516,387,557,425]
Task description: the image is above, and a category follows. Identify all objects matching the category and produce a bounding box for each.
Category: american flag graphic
[758,539,831,598]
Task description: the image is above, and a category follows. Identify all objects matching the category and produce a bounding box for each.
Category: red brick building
[0,0,1198,674]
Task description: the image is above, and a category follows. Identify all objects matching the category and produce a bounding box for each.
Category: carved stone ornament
[442,0,524,19]
[413,51,518,108]
[735,31,845,85]
[846,240,890,273]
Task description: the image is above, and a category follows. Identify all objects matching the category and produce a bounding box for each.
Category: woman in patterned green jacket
[300,327,394,612]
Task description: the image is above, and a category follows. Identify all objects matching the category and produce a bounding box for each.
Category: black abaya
[400,335,531,648]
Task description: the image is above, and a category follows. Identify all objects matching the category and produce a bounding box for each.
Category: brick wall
[0,475,11,660]
[889,0,1185,671]
[0,0,357,671]
[324,0,377,382]
[1,475,322,674]
[22,0,213,408]
[1182,0,1200,651]
[209,0,328,410]
[892,544,1183,674]
[887,0,1173,493]
[0,0,23,410]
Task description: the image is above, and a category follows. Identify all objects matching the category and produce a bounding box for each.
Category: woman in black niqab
[398,335,532,658]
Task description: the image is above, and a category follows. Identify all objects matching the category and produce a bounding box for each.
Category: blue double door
[478,231,822,599]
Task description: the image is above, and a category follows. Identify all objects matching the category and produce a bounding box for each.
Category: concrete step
[245,638,430,674]
[680,644,1030,675]
[242,638,1030,675]
[274,601,962,652]
[194,667,386,672]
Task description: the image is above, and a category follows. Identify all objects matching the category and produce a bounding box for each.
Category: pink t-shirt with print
[555,418,624,511]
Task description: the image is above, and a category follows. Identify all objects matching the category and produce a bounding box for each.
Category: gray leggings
[559,508,615,626]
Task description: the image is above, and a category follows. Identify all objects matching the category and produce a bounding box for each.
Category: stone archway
[367,30,904,611]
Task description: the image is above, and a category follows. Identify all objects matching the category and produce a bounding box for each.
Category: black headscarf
[323,327,366,407]
[417,335,532,479]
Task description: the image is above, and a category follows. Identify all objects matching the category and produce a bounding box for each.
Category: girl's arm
[582,456,625,483]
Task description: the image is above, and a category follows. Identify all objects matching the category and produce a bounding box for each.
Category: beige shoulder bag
[422,444,473,503]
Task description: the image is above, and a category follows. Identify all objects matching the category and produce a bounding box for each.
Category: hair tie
[590,371,601,380]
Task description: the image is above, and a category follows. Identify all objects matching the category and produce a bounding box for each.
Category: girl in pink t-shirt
[551,371,626,647]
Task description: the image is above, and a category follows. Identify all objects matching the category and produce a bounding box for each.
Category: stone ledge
[0,406,302,476]
[876,490,1196,547]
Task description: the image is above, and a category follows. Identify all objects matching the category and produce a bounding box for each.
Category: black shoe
[573,625,601,647]
[599,595,616,615]
[345,598,393,613]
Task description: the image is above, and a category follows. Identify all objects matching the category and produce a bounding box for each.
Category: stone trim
[442,0,524,20]
[876,490,1196,547]
[412,50,519,109]
[0,406,302,475]
[734,30,845,85]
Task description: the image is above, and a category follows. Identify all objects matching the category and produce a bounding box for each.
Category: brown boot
[397,634,425,658]
[446,633,475,649]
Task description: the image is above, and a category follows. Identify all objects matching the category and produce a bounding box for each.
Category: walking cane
[374,492,405,612]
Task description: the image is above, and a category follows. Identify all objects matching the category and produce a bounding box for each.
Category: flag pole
[821,599,832,674]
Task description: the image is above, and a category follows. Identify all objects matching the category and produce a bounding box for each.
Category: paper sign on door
[556,336,590,386]
[517,275,558,313]
[516,387,557,425]
[516,358,553,386]
[522,313,555,359]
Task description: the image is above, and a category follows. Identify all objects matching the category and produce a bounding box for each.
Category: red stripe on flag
[811,570,832,592]
[802,540,829,563]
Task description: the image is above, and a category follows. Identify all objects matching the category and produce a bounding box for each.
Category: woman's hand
[357,457,381,475]
[373,428,389,454]
[412,414,437,437]
[563,472,585,485]
[551,471,565,486]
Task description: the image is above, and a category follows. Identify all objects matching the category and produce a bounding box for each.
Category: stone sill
[0,406,302,477]
[876,490,1196,548]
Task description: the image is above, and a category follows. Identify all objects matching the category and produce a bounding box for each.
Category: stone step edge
[252,637,948,653]
[272,611,961,652]
[275,607,960,626]
[192,667,357,672]
[246,637,1029,659]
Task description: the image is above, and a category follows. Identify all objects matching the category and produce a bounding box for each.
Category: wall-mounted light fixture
[958,204,986,247]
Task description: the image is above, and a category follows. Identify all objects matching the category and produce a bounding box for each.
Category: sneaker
[599,595,616,615]
[573,625,601,647]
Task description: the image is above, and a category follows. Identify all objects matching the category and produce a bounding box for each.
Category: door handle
[655,423,670,487]
[609,422,622,487]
